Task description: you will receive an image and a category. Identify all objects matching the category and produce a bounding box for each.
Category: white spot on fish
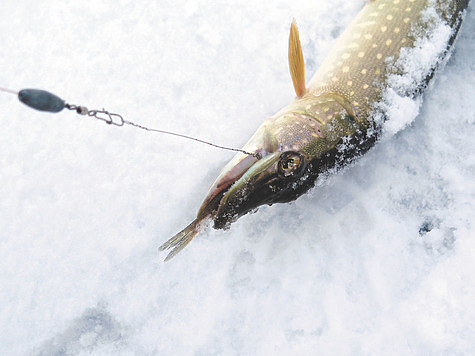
[364,34,373,39]
[381,26,387,32]
[386,39,392,46]
[394,27,400,33]
[342,66,349,73]
[386,14,393,20]
[358,51,365,58]
[377,53,383,59]
[342,53,351,59]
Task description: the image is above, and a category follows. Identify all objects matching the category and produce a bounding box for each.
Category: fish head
[159,109,325,261]
[197,97,356,229]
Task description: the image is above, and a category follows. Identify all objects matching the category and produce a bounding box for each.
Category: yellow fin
[288,19,306,97]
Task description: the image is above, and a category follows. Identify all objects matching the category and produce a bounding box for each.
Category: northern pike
[159,0,470,261]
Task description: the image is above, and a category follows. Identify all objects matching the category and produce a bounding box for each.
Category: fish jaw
[196,152,260,221]
[199,119,316,229]
[212,151,282,229]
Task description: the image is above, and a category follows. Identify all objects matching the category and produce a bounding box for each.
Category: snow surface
[0,0,473,355]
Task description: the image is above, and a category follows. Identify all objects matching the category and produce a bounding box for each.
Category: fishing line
[0,87,19,95]
[1,86,260,159]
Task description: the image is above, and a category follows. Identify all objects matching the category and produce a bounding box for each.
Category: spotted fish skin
[249,0,470,163]
[159,0,469,260]
[308,0,469,121]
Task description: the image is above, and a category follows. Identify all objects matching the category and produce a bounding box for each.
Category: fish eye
[278,151,305,177]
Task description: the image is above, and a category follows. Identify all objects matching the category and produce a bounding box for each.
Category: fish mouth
[196,151,282,229]
[212,151,282,229]
[196,152,260,219]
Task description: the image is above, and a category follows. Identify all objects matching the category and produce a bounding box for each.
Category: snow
[0,0,473,355]
[381,6,455,137]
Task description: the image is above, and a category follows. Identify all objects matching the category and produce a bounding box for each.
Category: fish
[159,0,470,261]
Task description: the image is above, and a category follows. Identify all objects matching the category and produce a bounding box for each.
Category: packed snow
[0,0,473,355]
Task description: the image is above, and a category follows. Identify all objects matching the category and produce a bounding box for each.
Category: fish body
[160,0,470,260]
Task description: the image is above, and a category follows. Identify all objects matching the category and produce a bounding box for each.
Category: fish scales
[270,0,469,161]
[309,0,429,119]
[159,0,470,261]
[308,0,467,121]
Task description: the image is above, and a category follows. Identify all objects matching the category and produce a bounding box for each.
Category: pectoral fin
[288,19,306,97]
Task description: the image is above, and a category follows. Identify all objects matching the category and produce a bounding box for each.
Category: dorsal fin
[288,19,306,97]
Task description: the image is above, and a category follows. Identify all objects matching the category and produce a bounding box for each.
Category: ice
[0,0,473,355]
